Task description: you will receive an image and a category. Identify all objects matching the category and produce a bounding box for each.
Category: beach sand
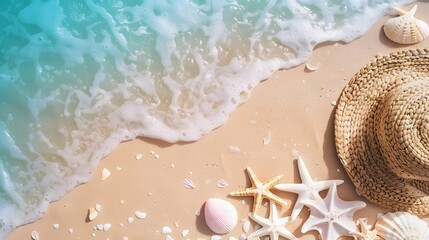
[8,2,429,240]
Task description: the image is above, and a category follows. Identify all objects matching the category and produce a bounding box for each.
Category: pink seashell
[204,198,238,235]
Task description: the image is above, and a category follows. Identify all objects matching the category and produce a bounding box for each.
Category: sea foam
[0,0,415,237]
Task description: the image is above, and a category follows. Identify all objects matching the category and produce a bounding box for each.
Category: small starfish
[348,218,382,240]
[301,183,366,240]
[274,153,343,220]
[230,167,287,213]
[247,201,298,240]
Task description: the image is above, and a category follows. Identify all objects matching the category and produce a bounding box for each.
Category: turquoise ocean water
[0,0,416,237]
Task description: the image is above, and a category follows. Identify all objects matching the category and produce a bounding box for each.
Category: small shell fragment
[162,226,172,234]
[183,178,195,189]
[242,219,250,233]
[101,168,111,181]
[135,153,143,160]
[135,211,147,219]
[228,145,241,153]
[182,229,190,237]
[103,223,112,231]
[263,132,271,145]
[217,179,228,188]
[31,230,40,240]
[88,207,98,221]
[306,63,319,71]
[96,224,104,231]
[53,224,59,230]
[95,203,102,212]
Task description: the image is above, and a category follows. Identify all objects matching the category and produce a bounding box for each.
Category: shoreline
[8,2,429,239]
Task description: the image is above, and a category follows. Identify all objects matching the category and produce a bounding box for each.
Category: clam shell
[383,5,429,44]
[204,198,238,234]
[375,211,429,240]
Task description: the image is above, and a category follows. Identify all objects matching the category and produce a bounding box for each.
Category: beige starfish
[229,167,287,213]
[348,218,382,240]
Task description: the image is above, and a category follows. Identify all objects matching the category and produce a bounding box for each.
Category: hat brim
[334,49,429,215]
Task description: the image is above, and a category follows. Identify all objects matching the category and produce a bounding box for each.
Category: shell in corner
[204,198,238,235]
[383,5,429,44]
[375,211,429,240]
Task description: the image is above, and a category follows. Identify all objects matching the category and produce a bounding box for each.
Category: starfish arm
[270,233,280,240]
[269,201,279,219]
[312,179,344,192]
[348,231,366,240]
[296,156,314,185]
[324,221,338,240]
[335,200,366,217]
[247,227,270,240]
[289,201,304,220]
[301,198,328,216]
[264,174,284,189]
[229,187,256,197]
[274,183,307,194]
[248,213,273,240]
[249,212,270,227]
[278,227,299,240]
[265,190,288,207]
[246,167,260,186]
[333,219,359,235]
[252,192,263,213]
[301,215,324,233]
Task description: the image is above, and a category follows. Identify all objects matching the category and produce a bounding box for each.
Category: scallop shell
[375,211,429,240]
[204,198,238,234]
[383,5,429,44]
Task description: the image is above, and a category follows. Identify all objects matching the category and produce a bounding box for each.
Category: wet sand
[8,2,429,240]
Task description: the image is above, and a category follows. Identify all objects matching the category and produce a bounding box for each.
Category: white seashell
[242,219,250,233]
[204,198,238,234]
[162,226,172,234]
[101,168,111,180]
[181,229,189,237]
[375,211,429,240]
[135,211,147,219]
[217,179,228,188]
[383,5,429,44]
[306,63,319,71]
[31,230,40,240]
[88,207,98,221]
[183,178,195,189]
[263,132,271,145]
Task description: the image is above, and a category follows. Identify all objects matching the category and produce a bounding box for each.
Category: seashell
[217,179,228,188]
[383,5,429,44]
[305,63,319,71]
[204,198,238,234]
[87,207,98,221]
[375,211,429,239]
[183,178,196,189]
[31,230,40,240]
[100,168,110,180]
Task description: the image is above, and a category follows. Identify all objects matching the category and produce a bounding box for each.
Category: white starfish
[274,153,344,219]
[247,201,298,240]
[301,183,366,240]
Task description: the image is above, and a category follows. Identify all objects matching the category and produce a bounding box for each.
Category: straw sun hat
[334,48,429,215]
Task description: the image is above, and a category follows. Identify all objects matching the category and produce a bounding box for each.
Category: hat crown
[377,79,429,181]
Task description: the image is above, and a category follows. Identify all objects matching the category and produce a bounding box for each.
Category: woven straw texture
[335,48,429,215]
